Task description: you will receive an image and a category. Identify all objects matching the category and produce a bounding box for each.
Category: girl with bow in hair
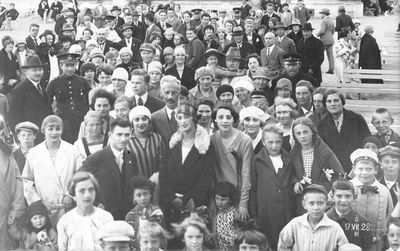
[234,219,271,251]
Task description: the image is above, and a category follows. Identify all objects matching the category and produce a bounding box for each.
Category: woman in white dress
[57,171,114,251]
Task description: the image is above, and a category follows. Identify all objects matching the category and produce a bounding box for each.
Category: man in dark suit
[295,80,315,117]
[318,89,370,173]
[297,23,324,85]
[241,0,252,19]
[9,55,52,143]
[131,11,146,42]
[144,12,161,44]
[118,23,142,64]
[130,69,164,113]
[80,118,138,220]
[165,47,196,90]
[110,5,124,27]
[96,28,112,54]
[155,9,172,36]
[274,22,297,54]
[261,3,281,29]
[335,6,354,38]
[151,75,180,144]
[223,26,255,69]
[25,23,40,53]
[243,19,264,54]
[232,8,245,28]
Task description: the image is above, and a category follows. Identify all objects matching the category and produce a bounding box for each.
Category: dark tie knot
[361,185,379,194]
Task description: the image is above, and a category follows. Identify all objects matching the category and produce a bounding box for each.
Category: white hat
[353,19,361,24]
[230,76,254,93]
[97,221,135,242]
[129,106,151,122]
[111,67,129,82]
[86,40,98,48]
[119,47,132,57]
[148,61,162,73]
[350,148,379,165]
[239,106,267,123]
[69,44,82,54]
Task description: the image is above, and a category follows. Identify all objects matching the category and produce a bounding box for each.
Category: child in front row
[350,148,394,251]
[234,220,271,251]
[8,201,57,250]
[125,175,165,250]
[138,221,168,251]
[327,179,373,250]
[379,145,400,206]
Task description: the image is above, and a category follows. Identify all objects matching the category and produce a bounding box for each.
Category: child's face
[372,112,393,135]
[17,130,36,150]
[184,225,204,251]
[381,155,400,178]
[140,233,161,251]
[332,189,354,214]
[388,224,400,250]
[215,194,230,211]
[364,142,379,154]
[353,160,377,185]
[31,215,46,229]
[262,131,283,157]
[133,188,152,208]
[302,192,327,220]
[102,241,130,251]
[239,241,260,251]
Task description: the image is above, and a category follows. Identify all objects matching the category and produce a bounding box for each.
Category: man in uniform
[46,53,91,143]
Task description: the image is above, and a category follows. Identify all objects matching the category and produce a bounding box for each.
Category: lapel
[26,79,48,103]
[103,146,121,180]
[182,144,198,168]
[256,149,284,187]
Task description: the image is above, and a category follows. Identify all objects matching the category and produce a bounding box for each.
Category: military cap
[350,148,379,165]
[57,53,80,64]
[139,43,156,53]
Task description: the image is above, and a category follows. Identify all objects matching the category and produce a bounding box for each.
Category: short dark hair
[90,89,115,110]
[96,64,113,77]
[331,179,355,195]
[295,80,314,94]
[338,29,350,39]
[201,13,210,19]
[145,12,155,23]
[373,108,393,120]
[130,175,155,194]
[322,88,346,107]
[387,217,400,229]
[196,99,214,111]
[313,87,327,96]
[245,53,261,66]
[215,181,238,205]
[110,118,131,131]
[212,105,239,124]
[29,23,39,30]
[204,24,215,33]
[131,68,150,83]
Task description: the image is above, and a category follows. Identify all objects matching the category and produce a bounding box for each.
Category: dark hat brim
[272,26,288,30]
[21,64,45,69]
[288,23,302,29]
[319,11,330,15]
[226,56,245,61]
[203,50,224,59]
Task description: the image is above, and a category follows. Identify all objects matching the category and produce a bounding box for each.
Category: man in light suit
[80,118,138,220]
[144,12,161,44]
[260,32,285,79]
[274,22,297,54]
[92,0,109,29]
[130,69,165,113]
[151,75,179,144]
[316,8,335,74]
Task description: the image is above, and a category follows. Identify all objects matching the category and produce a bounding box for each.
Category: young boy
[379,145,400,206]
[125,176,164,250]
[387,218,400,251]
[12,122,38,173]
[98,221,135,251]
[350,148,394,251]
[371,108,400,147]
[327,179,373,250]
[278,184,348,250]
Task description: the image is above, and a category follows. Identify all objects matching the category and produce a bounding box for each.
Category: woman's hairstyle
[114,95,133,109]
[182,10,192,18]
[273,97,298,119]
[215,181,238,205]
[173,213,211,239]
[2,36,14,47]
[245,53,261,67]
[39,29,56,42]
[139,221,168,247]
[224,20,234,28]
[96,64,114,77]
[177,102,197,122]
[196,99,214,112]
[150,32,163,43]
[68,171,100,200]
[322,88,346,107]
[84,110,103,124]
[291,117,318,145]
[262,123,284,139]
[83,27,94,36]
[130,175,155,194]
[234,220,269,251]
[338,29,350,39]
[212,105,239,124]
[90,89,116,110]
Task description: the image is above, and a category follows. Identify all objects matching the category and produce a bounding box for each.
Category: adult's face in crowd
[275,104,293,126]
[84,70,95,82]
[226,58,240,71]
[264,32,276,47]
[174,35,182,46]
[161,85,179,109]
[198,75,212,90]
[164,54,174,65]
[30,25,39,37]
[98,71,112,86]
[276,87,291,98]
[215,108,234,133]
[245,22,254,34]
[94,97,111,118]
[197,104,212,127]
[206,55,218,67]
[44,123,62,144]
[112,78,127,91]
[114,102,130,120]
[251,97,269,112]
[131,75,147,96]
[183,13,191,23]
[132,115,150,134]
[253,77,268,89]
[233,34,243,43]
[174,49,186,65]
[225,22,233,33]
[266,5,274,14]
[61,62,77,76]
[293,123,314,148]
[45,34,54,46]
[25,66,44,83]
[149,71,162,84]
[201,16,210,26]
[302,29,312,39]
[235,87,251,103]
[120,53,131,64]
[109,125,130,151]
[123,28,133,38]
[167,10,174,19]
[176,113,195,133]
[313,93,324,113]
[186,30,196,42]
[140,51,154,64]
[325,93,344,116]
[247,57,259,72]
[276,27,285,37]
[86,117,102,138]
[284,62,300,77]
[219,92,233,105]
[97,30,106,42]
[243,116,262,135]
[75,179,96,210]
[295,86,312,107]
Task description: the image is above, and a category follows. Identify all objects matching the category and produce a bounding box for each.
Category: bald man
[260,32,285,79]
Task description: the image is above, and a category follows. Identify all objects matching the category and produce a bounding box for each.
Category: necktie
[381,134,391,144]
[117,151,124,172]
[170,110,177,126]
[335,119,341,132]
[360,185,379,194]
[37,84,44,96]
[137,97,144,106]
[127,38,130,44]
[267,47,271,56]
[34,38,38,46]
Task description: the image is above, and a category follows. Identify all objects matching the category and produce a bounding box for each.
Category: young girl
[214,182,238,251]
[8,201,58,250]
[234,220,271,251]
[139,221,168,251]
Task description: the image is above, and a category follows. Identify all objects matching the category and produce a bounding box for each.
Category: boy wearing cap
[350,148,393,251]
[12,122,38,173]
[379,146,400,205]
[327,179,373,250]
[98,221,135,251]
[278,184,348,250]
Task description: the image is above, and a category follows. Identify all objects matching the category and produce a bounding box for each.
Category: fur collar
[169,126,210,154]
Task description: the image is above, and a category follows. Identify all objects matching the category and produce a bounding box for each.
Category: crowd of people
[0,0,399,250]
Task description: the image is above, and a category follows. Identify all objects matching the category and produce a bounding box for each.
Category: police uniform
[46,53,91,144]
[327,207,373,250]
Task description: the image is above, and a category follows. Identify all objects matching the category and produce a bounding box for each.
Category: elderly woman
[127,106,165,179]
[189,66,218,105]
[211,105,254,220]
[274,97,297,152]
[239,106,267,155]
[57,171,113,251]
[74,111,108,159]
[230,76,254,109]
[358,25,382,83]
[22,115,82,227]
[160,103,216,225]
[334,29,357,84]
[0,36,19,94]
[165,46,196,90]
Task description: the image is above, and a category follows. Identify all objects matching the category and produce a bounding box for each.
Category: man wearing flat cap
[378,145,400,205]
[9,55,52,144]
[191,9,202,27]
[46,53,91,143]
[232,7,245,28]
[261,3,281,30]
[118,23,142,64]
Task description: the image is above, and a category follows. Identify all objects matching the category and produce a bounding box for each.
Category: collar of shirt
[110,145,124,161]
[135,92,148,104]
[165,106,177,120]
[351,177,380,188]
[378,129,392,137]
[385,179,396,189]
[252,130,263,149]
[332,112,344,124]
[301,106,313,116]
[267,44,275,51]
[27,77,40,88]
[299,213,335,230]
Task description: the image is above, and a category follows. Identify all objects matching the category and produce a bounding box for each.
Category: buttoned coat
[297,35,324,84]
[165,65,196,90]
[118,37,142,64]
[276,36,297,54]
[260,45,285,74]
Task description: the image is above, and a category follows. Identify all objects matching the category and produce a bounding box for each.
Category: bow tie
[361,185,379,194]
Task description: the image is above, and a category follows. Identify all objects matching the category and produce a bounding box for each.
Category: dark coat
[25,36,39,53]
[151,107,178,144]
[372,130,400,147]
[132,21,146,42]
[99,39,112,54]
[335,13,354,33]
[243,32,265,55]
[287,31,304,51]
[271,71,318,94]
[186,38,205,70]
[297,35,324,84]
[223,41,256,68]
[130,95,165,113]
[358,33,382,70]
[80,145,138,220]
[8,78,52,136]
[155,21,172,36]
[118,37,142,64]
[260,13,281,30]
[379,178,398,206]
[318,109,370,173]
[165,65,196,90]
[0,49,18,93]
[250,148,296,249]
[12,148,25,174]
[289,136,344,192]
[241,3,252,19]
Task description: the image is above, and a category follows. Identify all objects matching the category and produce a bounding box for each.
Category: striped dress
[127,132,165,179]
